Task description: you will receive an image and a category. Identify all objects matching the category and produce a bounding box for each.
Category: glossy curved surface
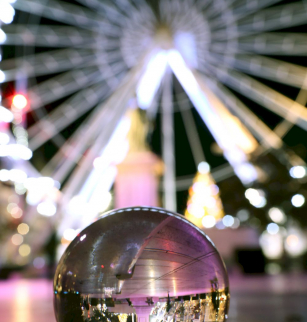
[53,207,229,321]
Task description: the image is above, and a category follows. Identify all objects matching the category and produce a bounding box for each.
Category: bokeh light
[63,229,78,241]
[33,257,46,269]
[289,166,307,179]
[37,201,57,217]
[291,194,305,207]
[223,215,234,227]
[202,215,216,228]
[17,223,30,235]
[268,207,286,224]
[11,234,24,246]
[12,94,28,110]
[18,244,31,257]
[267,223,279,235]
[198,162,210,174]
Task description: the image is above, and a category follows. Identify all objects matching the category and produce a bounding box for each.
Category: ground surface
[0,273,306,322]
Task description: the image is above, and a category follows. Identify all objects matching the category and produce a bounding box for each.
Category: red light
[101,265,104,269]
[12,94,27,110]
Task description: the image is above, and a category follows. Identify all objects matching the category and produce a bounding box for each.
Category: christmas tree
[185,162,224,229]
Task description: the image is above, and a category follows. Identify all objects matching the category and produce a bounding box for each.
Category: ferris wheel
[1,0,307,260]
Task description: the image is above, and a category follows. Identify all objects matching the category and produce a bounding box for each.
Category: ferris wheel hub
[155,25,173,50]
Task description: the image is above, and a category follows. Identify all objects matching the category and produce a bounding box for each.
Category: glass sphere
[53,207,230,322]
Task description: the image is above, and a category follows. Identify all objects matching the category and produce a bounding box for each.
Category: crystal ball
[53,207,230,322]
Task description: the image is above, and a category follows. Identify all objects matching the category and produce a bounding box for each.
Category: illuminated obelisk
[115,107,163,209]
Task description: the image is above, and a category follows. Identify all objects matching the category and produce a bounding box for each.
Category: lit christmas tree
[185,162,224,229]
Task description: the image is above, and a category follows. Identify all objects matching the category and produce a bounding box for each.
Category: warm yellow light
[19,244,31,257]
[12,94,28,110]
[224,115,257,154]
[118,314,128,322]
[17,223,29,235]
[61,237,71,245]
[14,281,30,322]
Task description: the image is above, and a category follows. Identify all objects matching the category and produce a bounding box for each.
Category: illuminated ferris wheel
[1,0,307,258]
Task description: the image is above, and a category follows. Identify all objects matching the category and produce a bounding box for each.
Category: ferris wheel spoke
[112,0,136,11]
[2,24,101,48]
[204,76,305,167]
[1,48,100,82]
[27,67,108,110]
[73,0,128,26]
[210,32,307,56]
[159,1,173,22]
[209,0,285,31]
[40,111,101,178]
[205,0,232,21]
[109,0,156,30]
[45,46,155,183]
[210,65,307,130]
[236,2,307,35]
[59,102,127,203]
[13,0,122,34]
[175,84,206,166]
[195,0,217,12]
[41,103,119,181]
[212,2,307,40]
[204,77,283,150]
[28,82,111,151]
[231,0,283,18]
[204,52,307,89]
[273,81,307,139]
[57,90,132,196]
[162,69,177,212]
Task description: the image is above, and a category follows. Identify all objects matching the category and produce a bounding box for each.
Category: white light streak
[137,51,168,109]
[60,117,130,235]
[174,32,198,68]
[167,49,257,185]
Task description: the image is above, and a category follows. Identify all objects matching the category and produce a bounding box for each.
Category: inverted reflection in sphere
[53,207,230,322]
